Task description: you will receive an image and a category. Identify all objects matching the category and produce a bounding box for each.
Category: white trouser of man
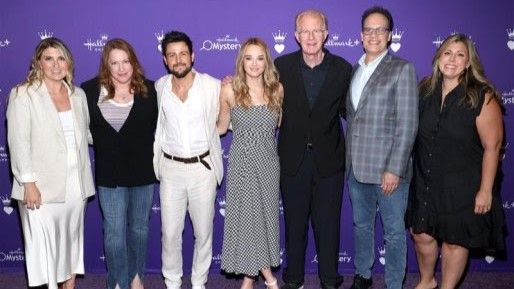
[160,155,217,289]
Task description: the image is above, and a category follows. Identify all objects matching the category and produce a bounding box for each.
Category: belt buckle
[306,143,313,150]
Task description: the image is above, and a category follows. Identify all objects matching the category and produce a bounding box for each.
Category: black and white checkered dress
[221,105,281,276]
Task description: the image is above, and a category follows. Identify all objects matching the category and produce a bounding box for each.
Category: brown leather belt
[163,150,211,170]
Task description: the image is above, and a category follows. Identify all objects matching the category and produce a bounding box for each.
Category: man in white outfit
[153,30,223,289]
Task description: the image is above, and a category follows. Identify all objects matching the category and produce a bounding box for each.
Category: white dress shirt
[161,74,209,158]
[351,50,388,110]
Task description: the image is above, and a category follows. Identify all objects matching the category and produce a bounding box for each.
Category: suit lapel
[355,53,392,114]
[36,82,66,146]
[347,64,360,115]
[290,52,310,115]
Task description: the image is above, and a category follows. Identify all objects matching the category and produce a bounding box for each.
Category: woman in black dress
[407,34,505,289]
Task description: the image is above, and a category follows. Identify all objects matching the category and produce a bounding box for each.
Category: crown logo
[391,29,404,42]
[217,197,226,207]
[155,31,164,42]
[38,29,53,40]
[272,30,286,43]
[507,28,514,40]
[1,195,11,206]
[100,34,108,41]
[378,246,386,255]
[331,33,340,41]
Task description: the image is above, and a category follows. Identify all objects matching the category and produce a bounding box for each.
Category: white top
[351,50,388,110]
[58,110,76,149]
[161,74,209,157]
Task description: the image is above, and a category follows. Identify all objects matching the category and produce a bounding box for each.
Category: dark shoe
[281,282,304,289]
[320,276,344,289]
[350,274,372,289]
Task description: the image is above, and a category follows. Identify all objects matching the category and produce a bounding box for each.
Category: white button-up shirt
[351,50,388,110]
[161,74,209,158]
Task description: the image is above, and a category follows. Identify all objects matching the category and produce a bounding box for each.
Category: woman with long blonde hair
[217,37,283,289]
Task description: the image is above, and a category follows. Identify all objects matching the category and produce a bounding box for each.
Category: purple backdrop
[1,0,513,276]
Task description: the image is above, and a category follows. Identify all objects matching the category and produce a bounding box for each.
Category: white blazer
[6,81,95,203]
[153,71,224,184]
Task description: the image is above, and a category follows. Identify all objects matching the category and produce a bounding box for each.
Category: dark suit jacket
[275,50,352,177]
[81,78,158,187]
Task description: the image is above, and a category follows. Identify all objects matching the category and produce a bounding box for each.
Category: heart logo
[218,208,225,217]
[390,42,401,52]
[3,206,13,215]
[274,44,285,54]
[158,44,162,53]
[485,255,495,264]
[379,256,386,265]
[507,41,514,51]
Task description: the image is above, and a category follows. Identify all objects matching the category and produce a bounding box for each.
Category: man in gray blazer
[346,6,418,289]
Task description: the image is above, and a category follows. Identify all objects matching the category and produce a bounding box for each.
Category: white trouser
[160,156,217,288]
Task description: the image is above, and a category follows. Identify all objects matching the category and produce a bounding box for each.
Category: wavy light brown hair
[419,33,501,108]
[21,37,75,92]
[233,38,282,112]
[98,38,147,99]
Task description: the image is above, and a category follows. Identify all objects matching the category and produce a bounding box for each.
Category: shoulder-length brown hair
[419,33,501,108]
[233,37,282,112]
[98,38,147,99]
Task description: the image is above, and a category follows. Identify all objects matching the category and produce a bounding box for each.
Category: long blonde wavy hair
[419,33,501,108]
[233,38,282,112]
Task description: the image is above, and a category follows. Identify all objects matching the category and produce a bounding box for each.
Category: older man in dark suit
[274,9,352,289]
[346,6,418,289]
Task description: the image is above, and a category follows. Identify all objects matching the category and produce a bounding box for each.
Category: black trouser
[281,149,344,286]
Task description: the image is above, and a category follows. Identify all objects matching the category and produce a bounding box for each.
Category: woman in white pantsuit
[6,37,95,289]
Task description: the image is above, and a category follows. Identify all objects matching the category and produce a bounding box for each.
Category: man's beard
[170,64,193,78]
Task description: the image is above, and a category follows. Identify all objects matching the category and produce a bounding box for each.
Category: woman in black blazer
[81,38,157,289]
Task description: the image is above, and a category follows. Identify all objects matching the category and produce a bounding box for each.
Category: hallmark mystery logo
[0,248,24,262]
[200,35,241,52]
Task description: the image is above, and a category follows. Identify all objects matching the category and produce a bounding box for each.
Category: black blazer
[275,50,352,177]
[81,78,158,187]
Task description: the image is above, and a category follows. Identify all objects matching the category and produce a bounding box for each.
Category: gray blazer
[153,71,223,184]
[7,82,95,203]
[346,53,418,184]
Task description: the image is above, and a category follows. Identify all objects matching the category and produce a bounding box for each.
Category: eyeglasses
[362,27,390,36]
[297,29,326,38]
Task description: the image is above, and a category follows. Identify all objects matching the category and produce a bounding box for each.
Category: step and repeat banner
[1,0,513,275]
